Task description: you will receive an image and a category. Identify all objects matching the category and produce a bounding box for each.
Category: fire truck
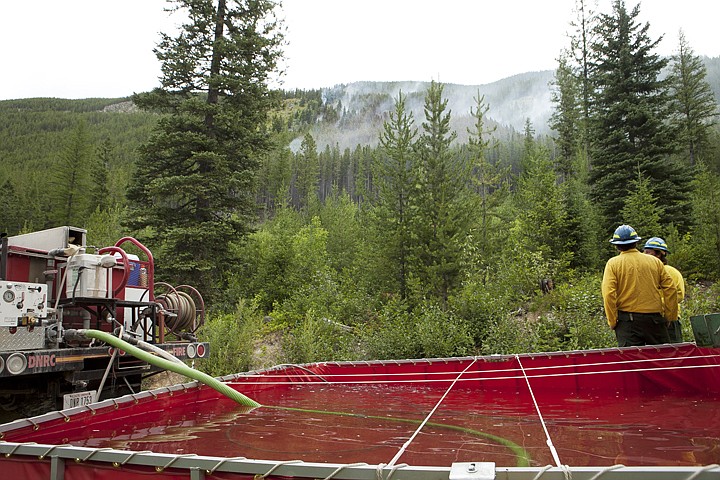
[0,226,208,419]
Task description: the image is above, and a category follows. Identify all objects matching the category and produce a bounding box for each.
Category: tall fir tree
[511,137,569,266]
[667,30,719,166]
[51,120,93,227]
[410,81,473,305]
[690,164,720,277]
[550,53,582,181]
[374,91,417,299]
[125,0,283,301]
[92,138,113,211]
[568,0,597,150]
[465,93,507,283]
[587,0,691,228]
[294,133,319,210]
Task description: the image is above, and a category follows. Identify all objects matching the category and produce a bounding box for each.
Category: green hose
[78,329,260,408]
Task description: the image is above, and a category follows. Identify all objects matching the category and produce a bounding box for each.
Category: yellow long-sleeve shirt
[601,249,678,329]
[665,264,685,317]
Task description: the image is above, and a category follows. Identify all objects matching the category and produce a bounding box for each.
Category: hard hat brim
[609,238,641,245]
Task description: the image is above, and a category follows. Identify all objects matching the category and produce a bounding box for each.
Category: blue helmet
[643,236,669,253]
[609,224,641,245]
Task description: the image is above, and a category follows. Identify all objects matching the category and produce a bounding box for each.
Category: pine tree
[374,91,417,299]
[620,170,663,238]
[466,93,507,281]
[690,164,720,277]
[568,0,598,145]
[92,138,113,211]
[550,53,582,181]
[512,144,569,265]
[51,120,93,227]
[587,0,691,227]
[667,30,719,166]
[125,0,283,301]
[294,133,319,209]
[410,81,473,305]
[0,179,23,235]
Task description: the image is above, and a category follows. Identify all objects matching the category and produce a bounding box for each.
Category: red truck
[0,226,208,420]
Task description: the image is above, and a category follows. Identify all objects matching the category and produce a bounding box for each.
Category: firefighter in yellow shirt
[642,237,686,342]
[601,225,678,347]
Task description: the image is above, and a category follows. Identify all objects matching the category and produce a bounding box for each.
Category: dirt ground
[142,370,191,390]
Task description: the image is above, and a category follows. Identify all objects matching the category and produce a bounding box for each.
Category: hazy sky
[1,0,718,101]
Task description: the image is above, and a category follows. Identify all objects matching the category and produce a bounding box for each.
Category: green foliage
[532,274,615,350]
[0,98,156,235]
[561,161,605,272]
[454,243,566,347]
[481,274,614,354]
[125,0,284,303]
[510,143,570,266]
[667,31,719,166]
[480,314,537,355]
[620,171,663,237]
[688,164,720,278]
[408,81,474,304]
[587,0,691,227]
[196,300,263,377]
[683,282,720,320]
[84,205,127,249]
[550,54,582,179]
[359,299,473,360]
[281,313,356,364]
[49,120,94,225]
[230,206,303,311]
[373,91,417,299]
[294,133,320,209]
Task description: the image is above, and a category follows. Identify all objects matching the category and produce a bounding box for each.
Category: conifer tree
[667,30,719,166]
[550,53,582,181]
[294,133,319,209]
[0,180,23,235]
[125,0,283,300]
[465,93,506,281]
[374,91,417,299]
[51,120,93,227]
[620,171,663,239]
[512,140,568,266]
[410,81,473,305]
[92,138,113,211]
[568,0,597,147]
[690,164,720,277]
[587,0,691,227]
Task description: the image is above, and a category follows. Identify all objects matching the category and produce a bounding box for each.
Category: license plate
[63,390,97,409]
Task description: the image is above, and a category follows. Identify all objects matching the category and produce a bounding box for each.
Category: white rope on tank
[385,356,479,468]
[516,354,564,469]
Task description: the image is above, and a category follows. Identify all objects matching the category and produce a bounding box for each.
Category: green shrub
[536,274,615,351]
[480,314,537,355]
[480,274,615,354]
[281,311,357,364]
[359,300,474,360]
[196,300,263,377]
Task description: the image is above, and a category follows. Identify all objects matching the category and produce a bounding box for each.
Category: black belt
[619,311,661,316]
[618,311,662,320]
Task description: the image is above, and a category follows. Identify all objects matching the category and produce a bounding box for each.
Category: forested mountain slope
[1,58,718,236]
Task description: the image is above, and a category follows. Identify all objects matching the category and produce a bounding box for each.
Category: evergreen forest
[1,0,720,375]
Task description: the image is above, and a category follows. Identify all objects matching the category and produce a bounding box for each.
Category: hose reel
[154,283,205,337]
